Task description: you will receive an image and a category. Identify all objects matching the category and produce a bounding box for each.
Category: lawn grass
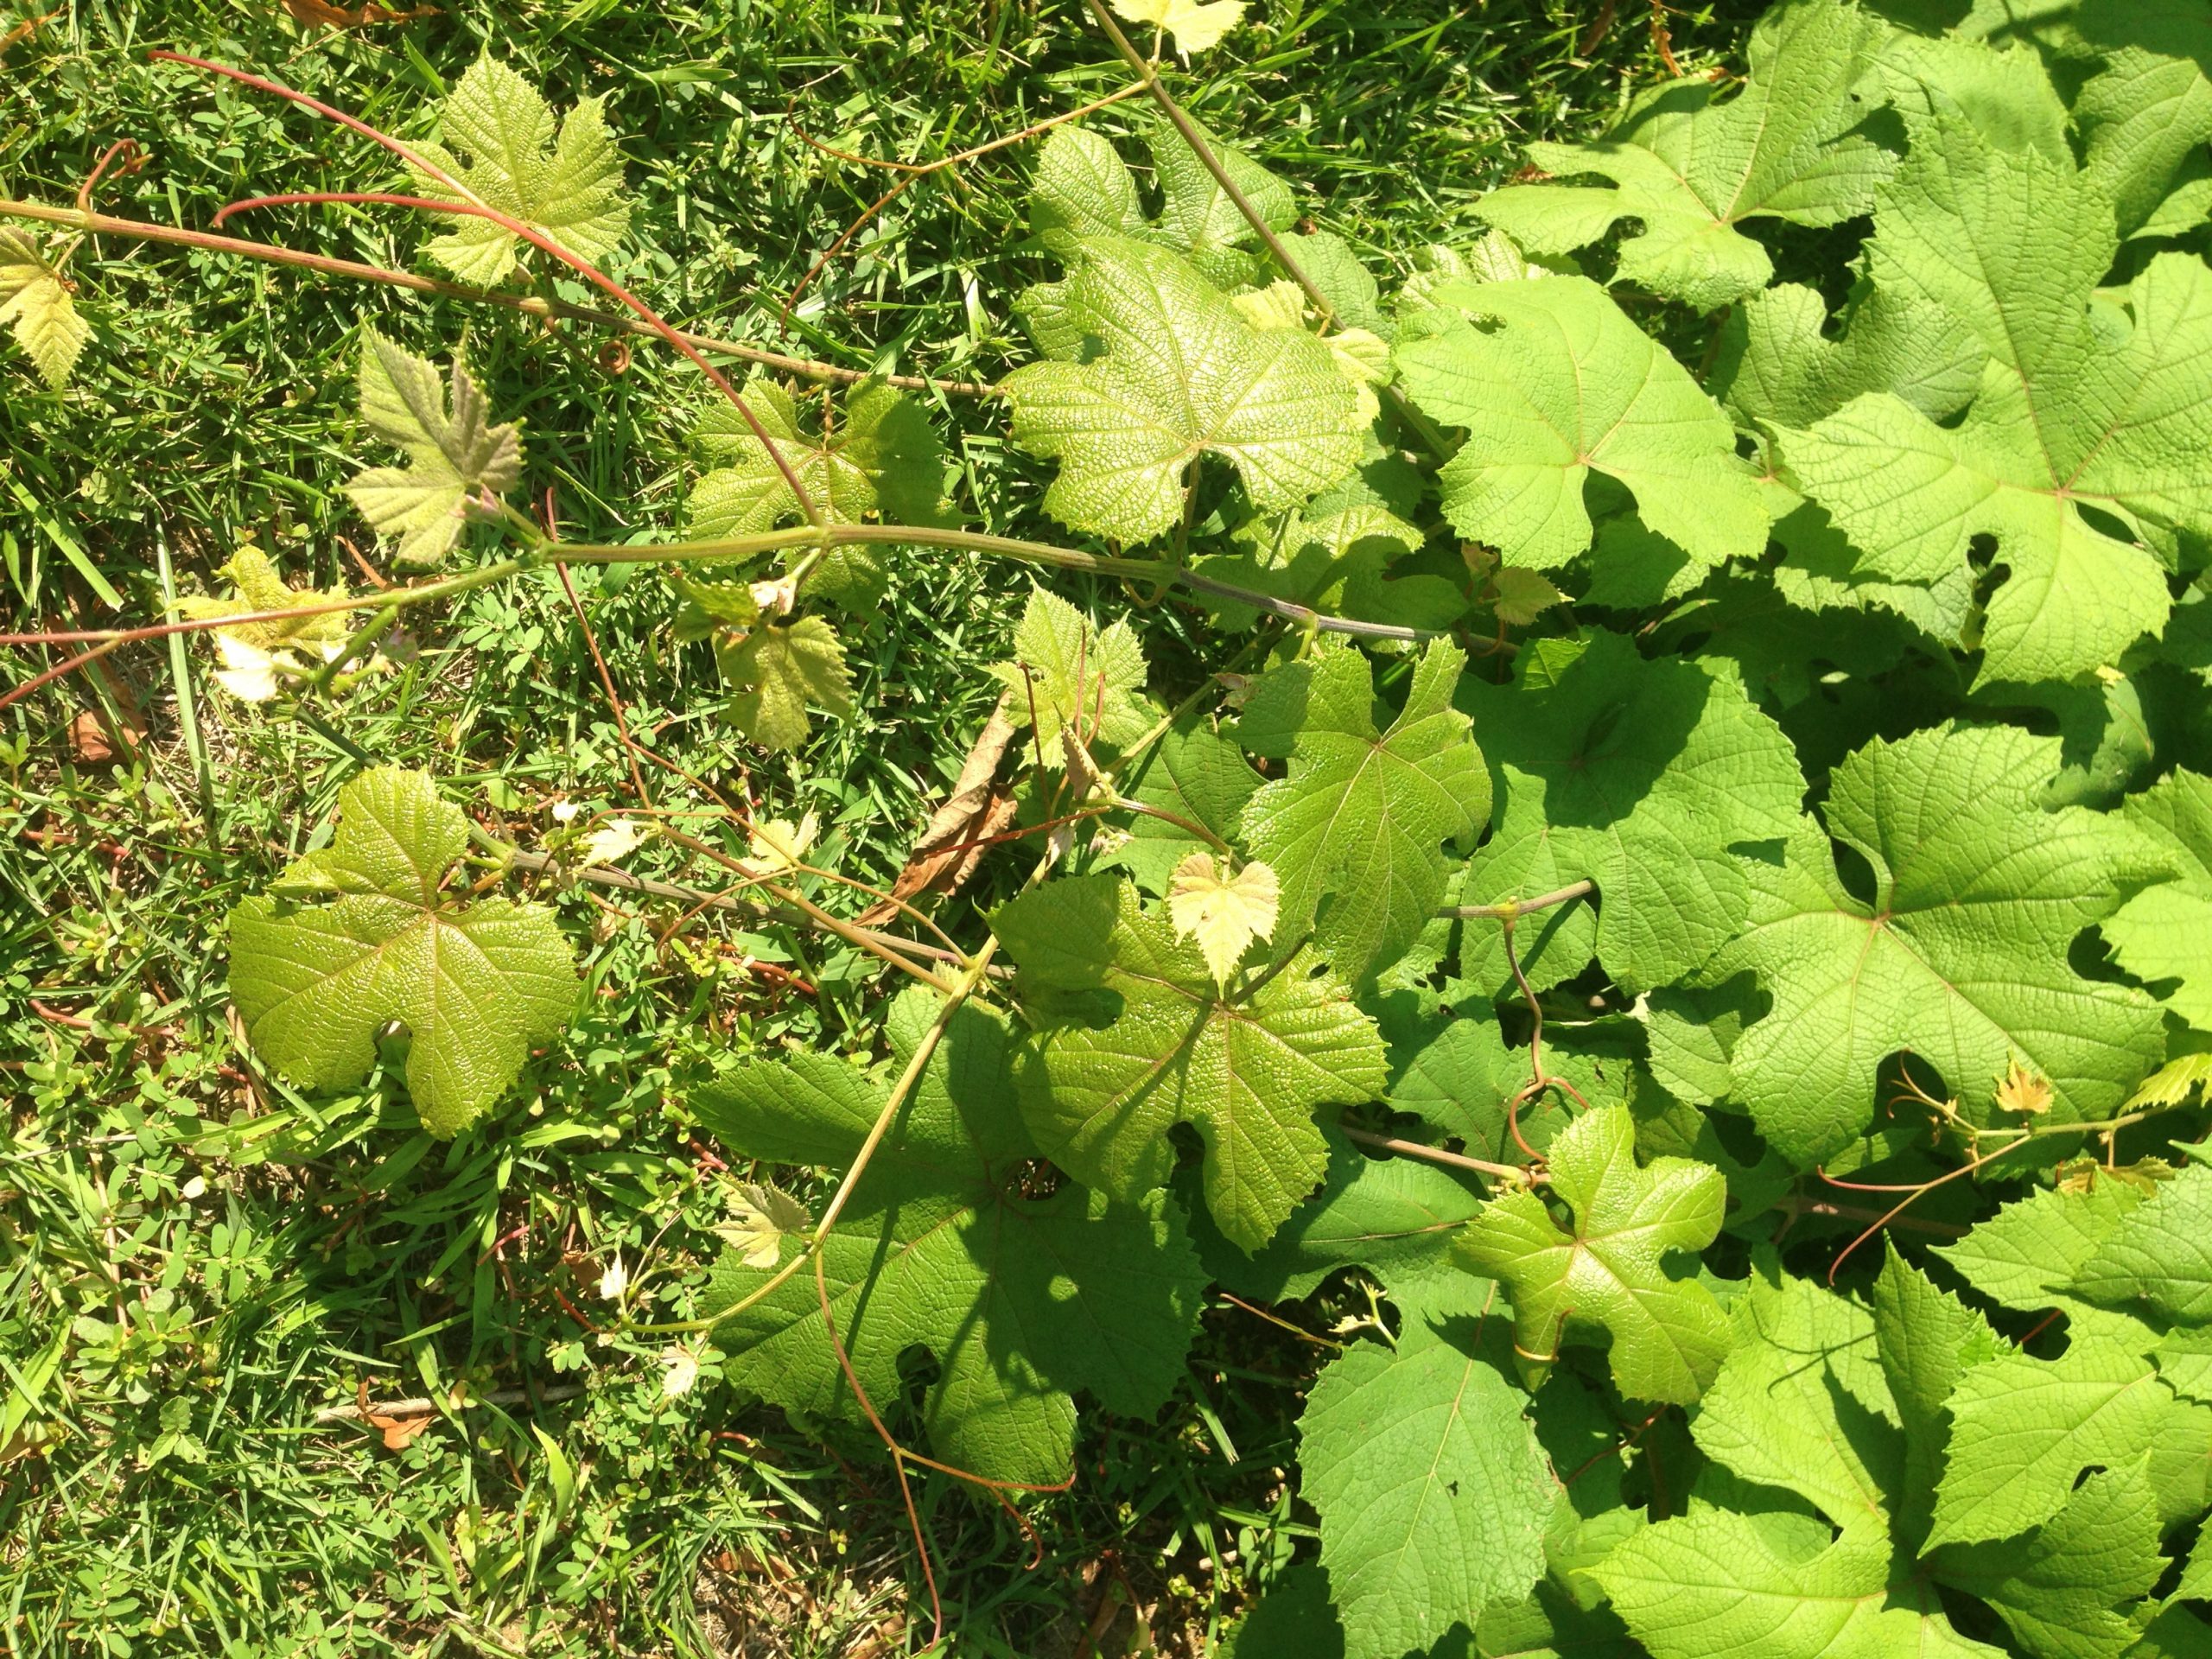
[2,1,1759,1651]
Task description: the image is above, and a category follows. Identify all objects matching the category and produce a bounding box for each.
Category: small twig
[1338,1122,1529,1185]
[312,1383,584,1425]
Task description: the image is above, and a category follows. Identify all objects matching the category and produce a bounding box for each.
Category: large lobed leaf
[1237,636,1489,987]
[695,992,1205,1484]
[1702,721,2166,1166]
[1476,0,1896,310]
[226,767,575,1136]
[993,874,1386,1253]
[1004,236,1363,544]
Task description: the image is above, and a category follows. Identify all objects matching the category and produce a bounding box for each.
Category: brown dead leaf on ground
[858,694,1020,924]
[281,0,435,28]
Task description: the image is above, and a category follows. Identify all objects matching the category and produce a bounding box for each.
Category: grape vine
[10,0,2212,1654]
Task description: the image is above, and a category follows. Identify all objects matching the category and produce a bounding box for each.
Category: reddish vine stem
[0,635,130,716]
[0,195,995,395]
[200,180,819,527]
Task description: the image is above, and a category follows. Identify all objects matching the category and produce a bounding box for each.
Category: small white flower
[597,1254,628,1302]
[660,1344,701,1400]
[550,799,582,824]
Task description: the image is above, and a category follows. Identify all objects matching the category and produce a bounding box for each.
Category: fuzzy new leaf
[1458,1103,1727,1403]
[345,330,521,569]
[1168,853,1279,987]
[226,767,575,1136]
[0,228,88,390]
[715,617,851,753]
[1109,0,1244,54]
[410,57,629,283]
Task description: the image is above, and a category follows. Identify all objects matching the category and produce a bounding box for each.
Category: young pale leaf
[714,616,850,753]
[709,1181,810,1270]
[1299,1313,1553,1659]
[0,228,89,390]
[988,586,1152,766]
[1592,1273,1998,1659]
[176,546,361,700]
[1457,632,1805,996]
[1702,722,2166,1166]
[1930,1462,2164,1659]
[1167,852,1279,987]
[226,767,575,1136]
[1928,1338,2208,1548]
[1108,0,1245,55]
[1457,1103,1727,1403]
[410,56,629,284]
[694,994,1205,1484]
[1395,276,1768,582]
[688,378,950,611]
[1476,0,1893,310]
[993,874,1386,1253]
[1776,115,2212,685]
[1004,236,1361,543]
[2102,770,2212,1029]
[345,330,521,569]
[1237,637,1488,986]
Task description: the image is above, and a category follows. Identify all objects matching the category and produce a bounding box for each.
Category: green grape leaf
[1474,0,1894,310]
[1871,1245,2001,1552]
[988,586,1152,766]
[1237,637,1488,986]
[1702,721,2166,1166]
[344,330,522,570]
[226,766,575,1136]
[715,616,851,752]
[1004,236,1361,544]
[1929,1337,2202,1548]
[2103,770,2212,1028]
[695,993,1205,1485]
[1776,116,2212,686]
[1930,1462,2164,1659]
[1713,280,1986,432]
[992,874,1387,1253]
[1936,1174,2151,1341]
[1395,275,1768,584]
[1592,1274,1995,1659]
[1218,1567,1341,1659]
[1028,119,1294,292]
[410,56,629,284]
[0,228,89,390]
[1194,1126,1485,1305]
[1104,719,1260,893]
[2071,1161,2212,1325]
[1109,0,1246,54]
[1299,1306,1554,1659]
[2071,19,2212,239]
[1457,632,1806,996]
[1457,1103,1727,1403]
[1191,501,1462,635]
[688,378,950,611]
